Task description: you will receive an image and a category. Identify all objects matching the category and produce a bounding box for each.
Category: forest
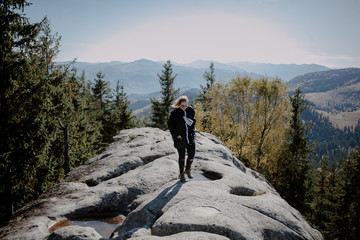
[302,105,360,163]
[0,1,138,227]
[194,68,360,240]
[1,1,359,239]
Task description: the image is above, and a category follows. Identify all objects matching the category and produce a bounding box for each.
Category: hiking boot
[178,172,186,182]
[185,169,193,179]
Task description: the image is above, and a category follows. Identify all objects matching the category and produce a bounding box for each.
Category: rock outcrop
[0,127,323,240]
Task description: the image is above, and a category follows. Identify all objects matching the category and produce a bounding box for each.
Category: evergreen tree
[316,158,344,239]
[91,72,112,143]
[0,0,34,223]
[150,60,179,130]
[197,62,215,104]
[271,89,314,214]
[310,156,333,236]
[0,1,138,227]
[92,72,111,113]
[60,69,103,167]
[29,17,70,194]
[336,148,360,239]
[349,149,360,239]
[196,63,215,131]
[0,5,65,224]
[0,3,107,226]
[110,81,137,135]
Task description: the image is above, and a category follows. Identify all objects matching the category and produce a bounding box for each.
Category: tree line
[0,1,137,225]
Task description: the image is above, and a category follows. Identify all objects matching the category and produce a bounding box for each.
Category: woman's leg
[185,143,196,178]
[177,148,186,174]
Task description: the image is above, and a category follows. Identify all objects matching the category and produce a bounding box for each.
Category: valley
[287,68,360,128]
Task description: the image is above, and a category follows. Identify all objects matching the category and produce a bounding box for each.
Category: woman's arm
[168,110,179,139]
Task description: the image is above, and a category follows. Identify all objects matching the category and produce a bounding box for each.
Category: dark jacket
[168,106,196,147]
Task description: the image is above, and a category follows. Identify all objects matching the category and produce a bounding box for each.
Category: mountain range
[64,59,329,94]
[66,59,359,128]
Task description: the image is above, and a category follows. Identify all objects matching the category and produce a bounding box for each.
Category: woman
[168,96,196,182]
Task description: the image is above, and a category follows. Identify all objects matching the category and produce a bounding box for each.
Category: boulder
[48,225,102,240]
[0,127,322,239]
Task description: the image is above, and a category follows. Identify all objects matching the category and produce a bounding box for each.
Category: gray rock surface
[48,225,102,240]
[0,127,323,240]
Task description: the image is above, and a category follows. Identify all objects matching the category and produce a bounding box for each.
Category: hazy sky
[25,0,360,68]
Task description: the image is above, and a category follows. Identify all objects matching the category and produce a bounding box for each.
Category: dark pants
[177,143,195,174]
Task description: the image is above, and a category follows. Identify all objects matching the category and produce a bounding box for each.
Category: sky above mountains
[25,0,360,68]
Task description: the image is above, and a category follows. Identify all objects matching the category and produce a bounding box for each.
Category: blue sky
[25,0,360,68]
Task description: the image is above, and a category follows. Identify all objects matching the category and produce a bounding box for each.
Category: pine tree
[1,1,40,223]
[271,88,314,214]
[91,72,112,143]
[150,60,179,130]
[0,5,65,224]
[196,63,215,131]
[31,17,72,191]
[350,148,360,239]
[60,69,103,168]
[310,155,333,236]
[110,81,137,134]
[320,160,342,239]
[77,71,104,157]
[92,72,111,113]
[197,62,215,104]
[336,148,360,239]
[0,2,123,227]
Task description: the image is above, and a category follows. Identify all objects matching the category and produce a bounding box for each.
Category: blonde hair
[172,95,189,108]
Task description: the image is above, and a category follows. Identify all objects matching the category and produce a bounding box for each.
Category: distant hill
[64,59,248,94]
[287,68,360,128]
[287,68,360,93]
[182,60,246,72]
[227,62,330,82]
[60,59,330,94]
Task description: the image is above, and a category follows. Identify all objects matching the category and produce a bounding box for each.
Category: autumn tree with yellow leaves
[195,75,289,172]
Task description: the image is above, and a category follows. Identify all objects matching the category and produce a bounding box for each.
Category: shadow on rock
[65,191,129,220]
[112,181,183,239]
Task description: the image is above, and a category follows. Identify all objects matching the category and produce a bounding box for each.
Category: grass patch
[252,191,267,196]
[127,135,137,143]
[316,109,360,129]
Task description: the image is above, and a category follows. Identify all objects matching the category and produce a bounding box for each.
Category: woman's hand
[177,135,182,139]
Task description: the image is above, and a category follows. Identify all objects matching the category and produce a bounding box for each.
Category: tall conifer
[91,72,112,143]
[272,89,314,213]
[336,149,360,239]
[150,60,179,130]
[196,63,215,131]
[111,81,136,132]
[0,6,64,223]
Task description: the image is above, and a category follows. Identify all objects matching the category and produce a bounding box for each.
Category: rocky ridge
[0,127,322,239]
